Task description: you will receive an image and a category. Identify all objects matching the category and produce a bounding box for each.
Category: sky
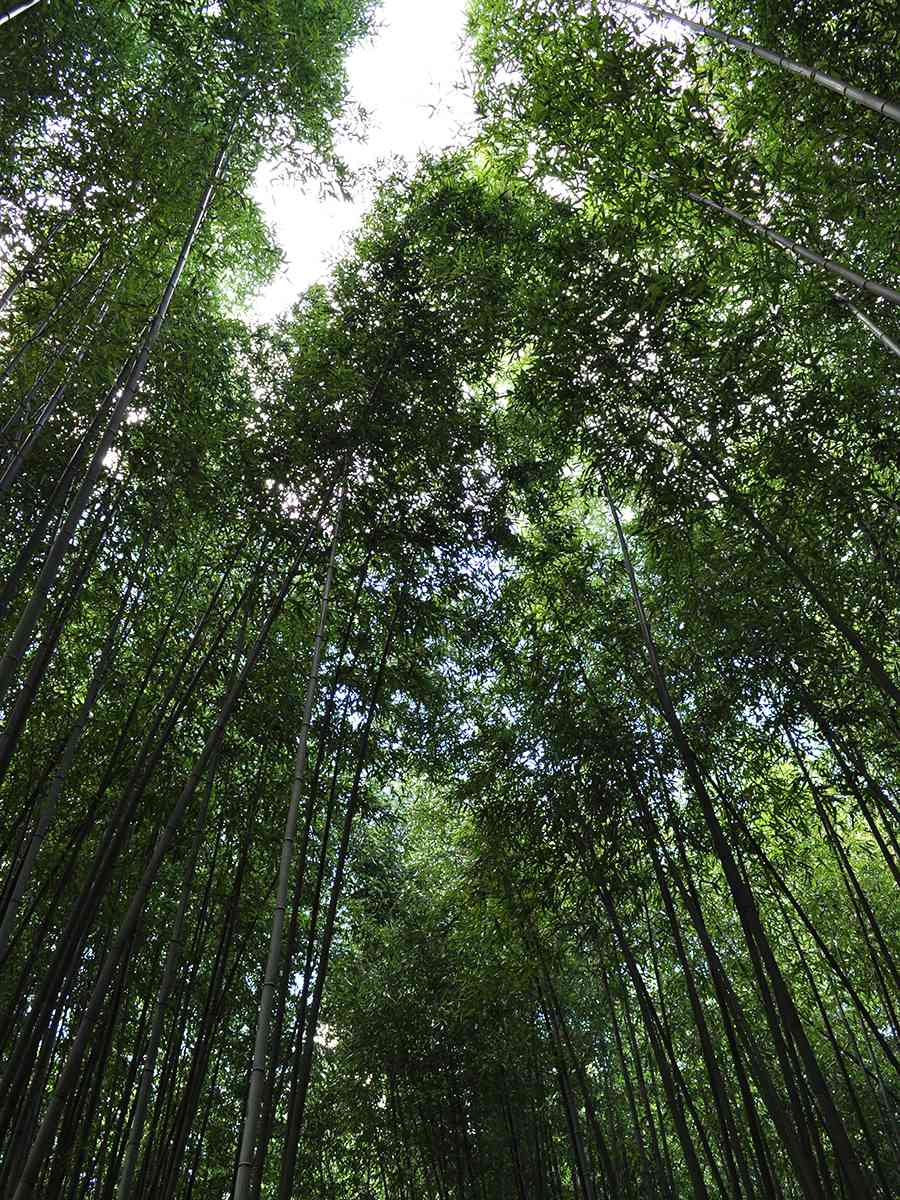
[250,0,477,322]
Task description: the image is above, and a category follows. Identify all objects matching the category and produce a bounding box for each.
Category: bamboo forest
[1,0,898,1197]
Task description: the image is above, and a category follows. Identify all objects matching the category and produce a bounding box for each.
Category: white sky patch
[313,1022,339,1050]
[250,0,476,322]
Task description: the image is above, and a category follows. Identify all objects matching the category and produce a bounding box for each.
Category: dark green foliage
[0,2,898,1198]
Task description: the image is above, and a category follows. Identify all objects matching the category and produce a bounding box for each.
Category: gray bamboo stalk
[0,209,70,316]
[249,556,370,1200]
[684,188,900,305]
[114,753,224,1200]
[647,405,900,707]
[0,483,121,783]
[8,496,329,1200]
[0,277,117,499]
[616,0,900,123]
[834,292,900,360]
[0,246,104,388]
[276,596,403,1200]
[0,267,117,479]
[233,485,346,1200]
[599,471,876,1200]
[0,135,231,711]
[0,352,133,624]
[0,548,247,1106]
[0,554,138,961]
[0,0,43,26]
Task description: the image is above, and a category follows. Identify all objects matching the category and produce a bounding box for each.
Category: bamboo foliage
[1,2,898,1198]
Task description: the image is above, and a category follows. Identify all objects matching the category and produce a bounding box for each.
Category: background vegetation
[0,1,897,1197]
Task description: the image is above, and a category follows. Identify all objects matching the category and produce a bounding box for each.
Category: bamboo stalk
[684,189,900,305]
[615,0,900,123]
[0,0,44,26]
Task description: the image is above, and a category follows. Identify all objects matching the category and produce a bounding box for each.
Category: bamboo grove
[0,1,897,1197]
